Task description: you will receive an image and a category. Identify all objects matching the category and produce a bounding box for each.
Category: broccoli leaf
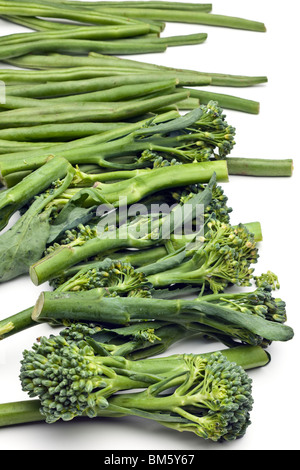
[48,187,111,244]
[0,199,52,282]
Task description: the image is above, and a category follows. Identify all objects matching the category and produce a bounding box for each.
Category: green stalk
[181,88,261,115]
[0,14,77,31]
[0,24,153,48]
[32,291,294,343]
[3,54,268,87]
[0,78,179,109]
[0,38,169,62]
[29,163,228,285]
[0,139,63,152]
[0,217,261,342]
[0,307,35,340]
[0,110,180,178]
[0,122,127,142]
[8,1,264,32]
[0,156,72,231]
[227,158,294,177]
[10,1,213,13]
[0,91,189,130]
[5,73,210,98]
[84,7,267,32]
[0,66,136,84]
[0,1,161,30]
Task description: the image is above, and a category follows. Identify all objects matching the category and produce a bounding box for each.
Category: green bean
[0,1,160,30]
[227,158,294,177]
[0,14,86,31]
[5,0,265,31]
[5,73,209,99]
[4,53,268,88]
[0,24,154,48]
[0,78,179,109]
[0,38,169,62]
[176,88,261,115]
[9,0,213,13]
[97,8,266,32]
[0,91,188,131]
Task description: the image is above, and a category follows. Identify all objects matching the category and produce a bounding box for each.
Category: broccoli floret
[146,219,259,293]
[19,330,255,441]
[54,258,152,297]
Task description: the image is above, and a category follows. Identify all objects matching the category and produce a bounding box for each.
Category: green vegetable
[0,1,162,30]
[32,282,294,347]
[29,174,221,285]
[0,161,75,282]
[17,325,269,440]
[4,53,268,88]
[0,156,72,231]
[1,342,270,441]
[2,0,266,32]
[0,103,235,177]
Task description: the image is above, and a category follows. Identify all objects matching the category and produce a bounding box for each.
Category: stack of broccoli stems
[0,1,294,443]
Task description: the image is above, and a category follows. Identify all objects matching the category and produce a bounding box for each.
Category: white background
[0,0,299,451]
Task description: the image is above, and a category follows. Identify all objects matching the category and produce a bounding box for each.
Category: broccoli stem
[32,291,294,344]
[0,307,37,340]
[0,345,269,428]
[227,158,294,177]
[0,122,127,142]
[29,165,227,285]
[0,156,72,231]
[0,220,262,342]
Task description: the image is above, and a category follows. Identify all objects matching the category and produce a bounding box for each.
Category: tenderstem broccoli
[17,326,270,440]
[31,270,294,348]
[29,175,218,285]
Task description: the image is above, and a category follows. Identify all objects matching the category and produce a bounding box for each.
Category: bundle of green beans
[0,0,269,120]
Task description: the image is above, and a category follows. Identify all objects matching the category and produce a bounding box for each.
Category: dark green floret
[19,329,254,441]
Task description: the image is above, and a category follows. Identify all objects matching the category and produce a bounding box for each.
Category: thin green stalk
[0,122,127,142]
[5,73,210,98]
[0,91,189,131]
[0,1,161,30]
[0,156,72,230]
[0,307,35,340]
[0,139,63,152]
[0,14,82,31]
[181,88,261,115]
[8,1,264,32]
[82,7,267,32]
[0,110,180,177]
[227,158,294,177]
[0,38,168,61]
[0,78,179,109]
[0,66,136,84]
[10,1,213,13]
[3,53,268,87]
[0,24,154,48]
